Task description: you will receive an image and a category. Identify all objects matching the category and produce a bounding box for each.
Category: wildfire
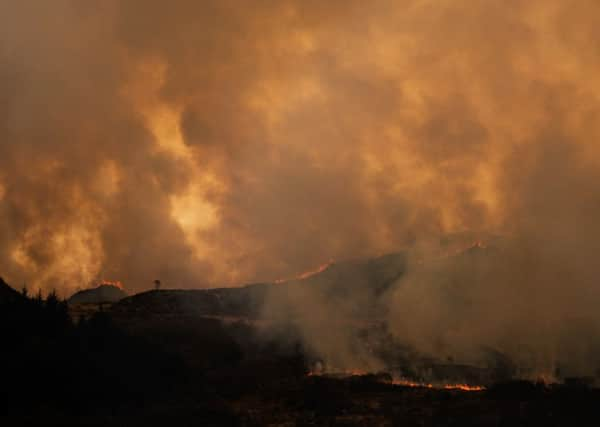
[392,378,485,391]
[275,259,335,283]
[298,259,335,279]
[307,370,485,392]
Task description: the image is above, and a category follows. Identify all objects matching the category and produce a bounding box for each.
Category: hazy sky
[1,1,600,296]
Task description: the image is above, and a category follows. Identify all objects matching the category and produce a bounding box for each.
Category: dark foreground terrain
[2,270,600,426]
[5,361,600,426]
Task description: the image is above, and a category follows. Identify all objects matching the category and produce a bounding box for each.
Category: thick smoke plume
[2,0,600,375]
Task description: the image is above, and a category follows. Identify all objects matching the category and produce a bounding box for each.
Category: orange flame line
[307,371,485,392]
[275,259,335,283]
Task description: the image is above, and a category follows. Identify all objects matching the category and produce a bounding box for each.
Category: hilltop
[109,251,407,319]
[68,283,128,305]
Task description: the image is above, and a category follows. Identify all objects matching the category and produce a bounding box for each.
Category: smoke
[2,0,600,375]
[387,131,600,378]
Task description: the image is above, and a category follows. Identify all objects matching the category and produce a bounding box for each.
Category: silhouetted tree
[154,279,161,290]
[46,290,58,310]
[35,288,43,304]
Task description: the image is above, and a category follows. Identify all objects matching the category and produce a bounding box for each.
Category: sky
[1,0,600,297]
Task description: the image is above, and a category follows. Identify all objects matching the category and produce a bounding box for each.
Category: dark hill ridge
[0,276,24,304]
[110,283,271,318]
[68,284,128,305]
[110,252,408,319]
[108,245,502,322]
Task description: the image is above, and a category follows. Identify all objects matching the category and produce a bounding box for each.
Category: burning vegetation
[307,369,486,391]
[275,259,335,283]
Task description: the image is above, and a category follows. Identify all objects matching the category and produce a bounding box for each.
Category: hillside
[0,277,24,304]
[110,252,408,319]
[68,284,128,305]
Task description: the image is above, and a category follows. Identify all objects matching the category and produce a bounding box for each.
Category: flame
[306,370,485,392]
[392,378,485,391]
[275,259,335,283]
[297,259,335,280]
[97,279,124,290]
